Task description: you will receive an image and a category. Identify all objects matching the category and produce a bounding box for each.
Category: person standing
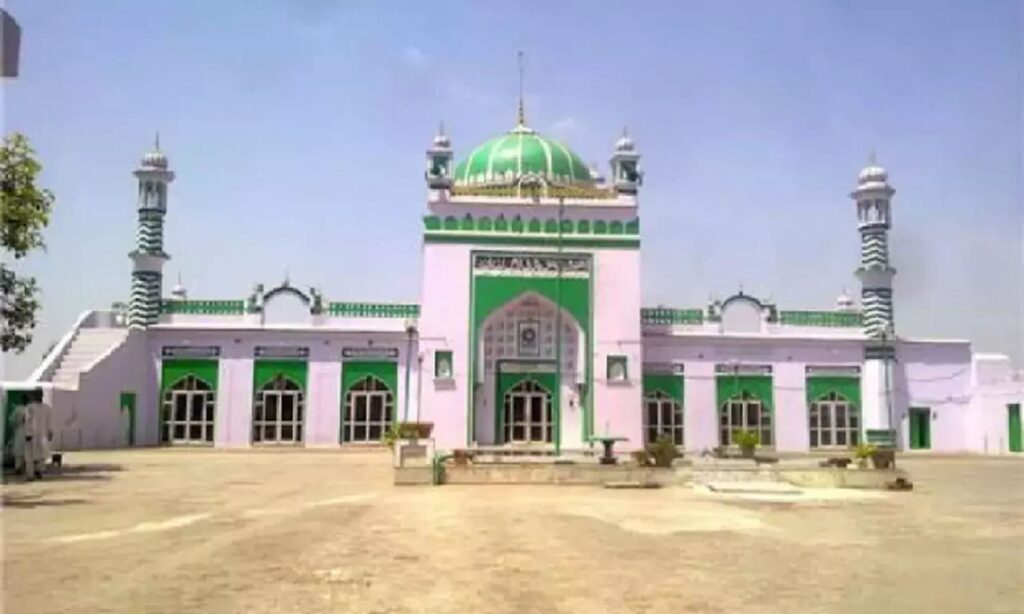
[24,389,52,479]
[11,398,29,477]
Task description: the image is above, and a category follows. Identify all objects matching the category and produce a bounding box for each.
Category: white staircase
[49,328,129,388]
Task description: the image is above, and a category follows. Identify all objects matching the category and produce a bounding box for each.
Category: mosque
[3,97,1022,457]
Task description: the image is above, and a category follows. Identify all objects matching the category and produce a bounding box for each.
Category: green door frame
[4,389,32,450]
[494,361,558,445]
[119,391,137,446]
[1008,404,1022,453]
[909,407,931,450]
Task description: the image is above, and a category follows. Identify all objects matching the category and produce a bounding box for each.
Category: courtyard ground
[2,450,1022,614]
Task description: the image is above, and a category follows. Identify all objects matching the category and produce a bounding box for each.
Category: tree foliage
[1,133,54,353]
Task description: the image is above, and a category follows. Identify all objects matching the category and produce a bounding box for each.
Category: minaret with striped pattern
[128,136,174,328]
[851,153,895,339]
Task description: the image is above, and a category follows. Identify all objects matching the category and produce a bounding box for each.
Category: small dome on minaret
[836,288,856,312]
[141,133,168,169]
[615,127,635,152]
[857,150,888,188]
[432,122,450,149]
[170,274,187,300]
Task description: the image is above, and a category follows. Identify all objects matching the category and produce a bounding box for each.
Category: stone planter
[871,449,895,470]
[398,422,434,440]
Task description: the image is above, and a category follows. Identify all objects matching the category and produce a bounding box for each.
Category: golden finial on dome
[516,50,526,127]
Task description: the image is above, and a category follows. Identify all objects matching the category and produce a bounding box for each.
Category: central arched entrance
[477,291,585,447]
[502,379,554,444]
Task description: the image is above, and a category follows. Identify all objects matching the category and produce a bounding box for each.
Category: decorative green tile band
[779,311,863,328]
[641,308,704,325]
[161,300,246,315]
[328,302,421,318]
[424,215,639,236]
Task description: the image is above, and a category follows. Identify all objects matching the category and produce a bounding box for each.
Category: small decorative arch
[577,219,591,234]
[495,215,509,232]
[443,216,459,231]
[478,216,493,231]
[527,218,542,233]
[511,216,524,233]
[593,220,608,235]
[544,219,558,234]
[460,214,474,231]
[560,220,574,234]
[609,220,624,235]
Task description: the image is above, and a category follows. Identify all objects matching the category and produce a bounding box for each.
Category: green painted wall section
[470,273,593,446]
[4,390,31,449]
[643,374,684,405]
[716,375,774,412]
[472,276,590,335]
[119,392,136,447]
[494,372,558,444]
[909,407,931,450]
[253,360,308,392]
[161,359,219,395]
[1008,404,1022,453]
[806,376,861,409]
[341,361,398,398]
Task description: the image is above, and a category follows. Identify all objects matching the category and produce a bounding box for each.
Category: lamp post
[554,197,565,456]
[403,320,416,422]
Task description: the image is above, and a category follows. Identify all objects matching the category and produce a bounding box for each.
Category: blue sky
[3,0,1021,378]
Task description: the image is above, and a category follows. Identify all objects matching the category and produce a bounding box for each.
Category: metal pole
[554,197,564,455]
[403,325,414,422]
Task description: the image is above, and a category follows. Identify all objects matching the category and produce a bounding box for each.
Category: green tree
[1,133,54,352]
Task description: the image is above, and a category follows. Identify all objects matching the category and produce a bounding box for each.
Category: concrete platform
[706,481,802,495]
[440,463,673,486]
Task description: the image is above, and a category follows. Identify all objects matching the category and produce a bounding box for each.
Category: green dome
[453,126,594,187]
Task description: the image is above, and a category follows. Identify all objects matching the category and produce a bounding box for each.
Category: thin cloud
[402,46,429,68]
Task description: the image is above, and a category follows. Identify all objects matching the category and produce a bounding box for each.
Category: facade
[3,106,1023,457]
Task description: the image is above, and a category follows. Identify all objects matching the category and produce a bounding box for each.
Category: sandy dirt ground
[2,450,1022,614]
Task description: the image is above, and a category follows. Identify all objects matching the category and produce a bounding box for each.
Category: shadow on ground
[1,463,124,485]
[2,493,90,509]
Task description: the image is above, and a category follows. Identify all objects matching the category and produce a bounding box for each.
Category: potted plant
[734,430,759,458]
[853,443,876,469]
[397,422,434,440]
[646,435,680,468]
[382,422,403,449]
[871,447,896,470]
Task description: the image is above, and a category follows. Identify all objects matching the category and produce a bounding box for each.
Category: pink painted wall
[895,341,973,452]
[148,329,415,448]
[48,331,155,450]
[643,336,864,452]
[417,242,473,448]
[591,249,643,448]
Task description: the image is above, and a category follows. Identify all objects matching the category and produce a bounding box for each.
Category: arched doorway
[809,391,860,448]
[502,379,553,444]
[720,391,773,447]
[478,292,584,447]
[253,374,305,444]
[162,375,215,444]
[342,375,395,443]
[644,390,684,446]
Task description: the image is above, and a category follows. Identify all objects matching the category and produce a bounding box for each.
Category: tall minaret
[128,136,174,329]
[851,153,897,445]
[851,153,895,338]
